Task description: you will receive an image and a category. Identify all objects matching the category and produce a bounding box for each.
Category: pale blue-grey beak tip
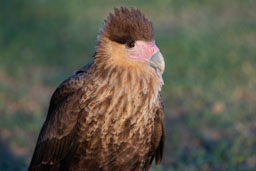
[149,51,165,74]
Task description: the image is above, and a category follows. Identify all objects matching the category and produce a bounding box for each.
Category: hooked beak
[149,51,165,74]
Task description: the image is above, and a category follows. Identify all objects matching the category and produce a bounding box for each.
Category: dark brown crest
[102,7,154,44]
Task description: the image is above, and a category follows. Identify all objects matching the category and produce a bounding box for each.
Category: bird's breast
[75,68,163,169]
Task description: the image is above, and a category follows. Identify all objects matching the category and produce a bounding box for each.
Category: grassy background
[0,0,256,170]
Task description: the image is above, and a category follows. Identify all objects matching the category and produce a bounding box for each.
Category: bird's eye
[126,41,135,48]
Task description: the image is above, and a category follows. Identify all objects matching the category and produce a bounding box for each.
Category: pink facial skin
[126,40,159,62]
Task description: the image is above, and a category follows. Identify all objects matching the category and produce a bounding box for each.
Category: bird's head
[95,7,165,75]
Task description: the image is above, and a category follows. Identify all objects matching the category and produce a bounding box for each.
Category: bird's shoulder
[29,63,94,170]
[43,62,95,139]
[48,62,93,113]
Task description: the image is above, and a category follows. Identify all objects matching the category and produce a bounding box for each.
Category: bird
[28,7,165,171]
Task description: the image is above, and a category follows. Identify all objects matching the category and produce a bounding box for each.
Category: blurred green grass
[0,0,256,170]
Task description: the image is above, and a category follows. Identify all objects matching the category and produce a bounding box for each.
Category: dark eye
[126,41,135,48]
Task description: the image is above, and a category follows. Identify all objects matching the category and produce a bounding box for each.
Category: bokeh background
[1,0,256,170]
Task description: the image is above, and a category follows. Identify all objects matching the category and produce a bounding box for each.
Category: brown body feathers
[29,7,165,171]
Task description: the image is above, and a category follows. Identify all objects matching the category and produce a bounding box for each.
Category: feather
[29,7,165,171]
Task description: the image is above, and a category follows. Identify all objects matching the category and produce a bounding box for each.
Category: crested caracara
[29,7,165,171]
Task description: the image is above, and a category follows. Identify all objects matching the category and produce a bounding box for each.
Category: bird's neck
[92,36,164,97]
[86,61,163,110]
[82,63,162,129]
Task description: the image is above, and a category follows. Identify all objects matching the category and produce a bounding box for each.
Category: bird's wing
[29,63,92,170]
[152,94,165,165]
